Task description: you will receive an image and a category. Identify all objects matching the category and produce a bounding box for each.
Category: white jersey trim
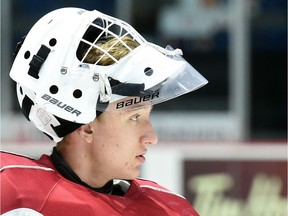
[139,185,186,199]
[2,208,43,216]
[0,165,54,172]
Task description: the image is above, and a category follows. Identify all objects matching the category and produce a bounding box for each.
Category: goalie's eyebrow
[118,105,154,115]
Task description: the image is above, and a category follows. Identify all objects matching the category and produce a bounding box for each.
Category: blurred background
[1,0,287,215]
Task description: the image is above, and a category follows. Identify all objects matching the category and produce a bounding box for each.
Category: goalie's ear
[77,123,94,144]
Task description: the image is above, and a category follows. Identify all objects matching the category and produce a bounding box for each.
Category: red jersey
[1,151,199,216]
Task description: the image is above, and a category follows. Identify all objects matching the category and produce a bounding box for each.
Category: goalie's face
[87,105,157,182]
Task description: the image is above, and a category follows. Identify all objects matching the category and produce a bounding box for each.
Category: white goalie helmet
[10,7,208,142]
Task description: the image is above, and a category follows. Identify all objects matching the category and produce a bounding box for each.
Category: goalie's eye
[130,114,140,122]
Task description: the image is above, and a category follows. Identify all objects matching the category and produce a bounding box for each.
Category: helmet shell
[10,7,208,141]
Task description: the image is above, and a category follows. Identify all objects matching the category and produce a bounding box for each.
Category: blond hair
[83,37,139,65]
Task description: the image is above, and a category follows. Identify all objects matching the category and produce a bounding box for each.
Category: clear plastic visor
[96,47,208,112]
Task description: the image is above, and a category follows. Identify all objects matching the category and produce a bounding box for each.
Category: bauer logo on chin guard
[115,91,160,110]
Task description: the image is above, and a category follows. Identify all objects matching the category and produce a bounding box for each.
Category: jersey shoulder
[134,178,186,199]
[135,178,169,190]
[1,151,61,215]
[131,178,199,216]
[0,151,51,171]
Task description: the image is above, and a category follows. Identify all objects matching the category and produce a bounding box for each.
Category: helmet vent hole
[73,89,82,99]
[49,85,59,94]
[144,67,153,76]
[49,38,57,47]
[19,86,23,95]
[24,51,30,59]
